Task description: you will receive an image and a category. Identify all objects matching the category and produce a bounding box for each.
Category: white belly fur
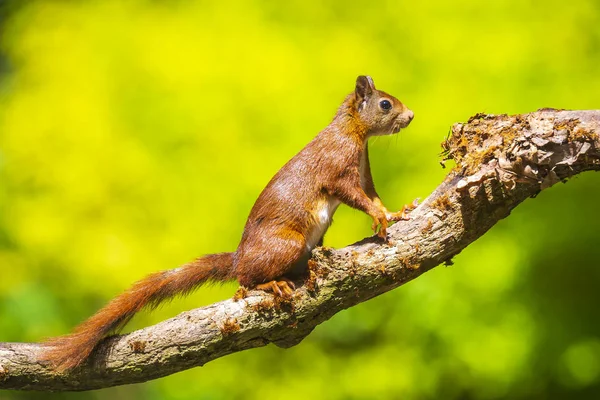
[306,196,340,251]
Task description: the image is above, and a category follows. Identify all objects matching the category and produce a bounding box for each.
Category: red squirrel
[41,75,414,371]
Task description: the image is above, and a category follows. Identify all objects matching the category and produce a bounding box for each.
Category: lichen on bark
[1,109,598,392]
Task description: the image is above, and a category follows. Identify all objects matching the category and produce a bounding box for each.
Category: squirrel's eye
[379,100,392,110]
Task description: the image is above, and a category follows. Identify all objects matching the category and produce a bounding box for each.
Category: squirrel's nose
[406,109,414,121]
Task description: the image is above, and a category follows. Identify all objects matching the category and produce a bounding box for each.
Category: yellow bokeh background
[1,0,599,398]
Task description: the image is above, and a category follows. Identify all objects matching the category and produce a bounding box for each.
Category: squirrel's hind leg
[236,231,307,295]
[256,278,296,297]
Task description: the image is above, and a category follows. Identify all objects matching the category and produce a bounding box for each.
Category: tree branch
[1,110,599,391]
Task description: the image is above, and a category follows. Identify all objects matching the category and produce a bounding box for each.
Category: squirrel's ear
[355,76,376,109]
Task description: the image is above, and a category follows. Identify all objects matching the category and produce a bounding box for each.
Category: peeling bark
[1,109,599,391]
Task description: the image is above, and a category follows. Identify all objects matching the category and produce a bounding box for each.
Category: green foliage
[1,0,599,398]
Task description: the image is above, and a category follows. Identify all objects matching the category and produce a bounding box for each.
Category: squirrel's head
[353,75,414,136]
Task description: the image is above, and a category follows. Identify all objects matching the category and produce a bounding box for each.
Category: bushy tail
[41,252,234,371]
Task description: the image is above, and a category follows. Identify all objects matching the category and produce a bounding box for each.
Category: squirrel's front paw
[371,215,389,240]
[387,198,420,222]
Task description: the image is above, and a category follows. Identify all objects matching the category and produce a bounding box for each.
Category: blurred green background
[0,0,599,399]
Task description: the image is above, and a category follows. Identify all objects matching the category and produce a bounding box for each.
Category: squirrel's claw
[256,279,295,297]
[279,277,296,291]
[387,198,420,222]
[371,216,388,240]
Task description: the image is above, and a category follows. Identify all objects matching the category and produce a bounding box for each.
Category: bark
[1,109,599,391]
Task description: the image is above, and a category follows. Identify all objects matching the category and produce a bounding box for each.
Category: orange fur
[41,253,233,371]
[40,76,413,371]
